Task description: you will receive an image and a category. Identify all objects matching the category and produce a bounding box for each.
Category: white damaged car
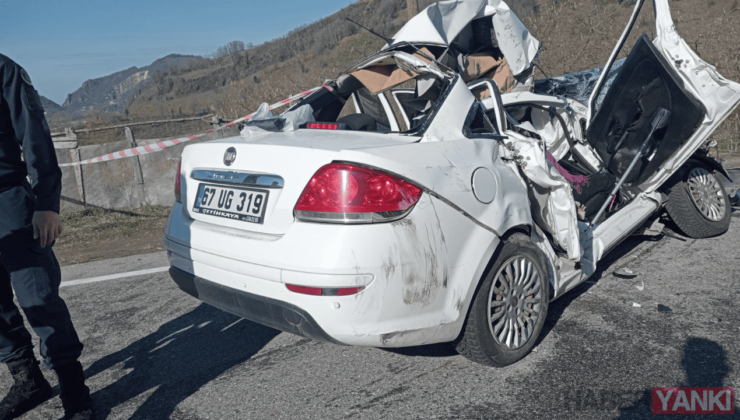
[165,0,739,366]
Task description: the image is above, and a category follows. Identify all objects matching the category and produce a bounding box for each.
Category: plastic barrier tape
[58,85,330,167]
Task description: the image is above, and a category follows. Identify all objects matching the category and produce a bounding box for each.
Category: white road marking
[61,266,170,287]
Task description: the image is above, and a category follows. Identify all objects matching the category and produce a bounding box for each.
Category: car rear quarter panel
[335,139,532,238]
[166,192,501,347]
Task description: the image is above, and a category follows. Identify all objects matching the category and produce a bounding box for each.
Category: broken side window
[356,88,391,132]
[390,87,432,132]
[463,102,499,139]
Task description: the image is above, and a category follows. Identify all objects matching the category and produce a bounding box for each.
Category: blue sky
[1,0,355,104]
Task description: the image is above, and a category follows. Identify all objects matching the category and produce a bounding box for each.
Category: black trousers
[572,173,617,218]
[0,185,82,369]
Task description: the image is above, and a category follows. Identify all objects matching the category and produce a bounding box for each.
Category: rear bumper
[164,193,499,347]
[169,266,344,345]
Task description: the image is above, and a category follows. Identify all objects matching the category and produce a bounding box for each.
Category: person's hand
[32,211,62,248]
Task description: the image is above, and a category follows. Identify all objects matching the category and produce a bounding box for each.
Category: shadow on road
[613,337,737,418]
[381,343,459,358]
[536,234,664,345]
[84,303,280,419]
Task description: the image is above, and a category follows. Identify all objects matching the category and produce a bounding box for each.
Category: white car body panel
[179,131,420,235]
[503,130,582,261]
[165,0,739,350]
[638,0,740,192]
[168,77,531,347]
[421,77,474,143]
[500,92,569,109]
[576,192,661,280]
[338,78,532,236]
[166,192,500,347]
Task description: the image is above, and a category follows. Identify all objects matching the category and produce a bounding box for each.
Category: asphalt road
[3,212,739,419]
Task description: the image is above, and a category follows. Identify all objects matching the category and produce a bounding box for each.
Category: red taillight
[175,161,182,203]
[294,164,422,223]
[286,284,364,296]
[306,122,339,130]
[286,284,322,296]
[334,287,363,296]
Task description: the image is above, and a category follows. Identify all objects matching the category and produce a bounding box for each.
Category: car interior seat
[337,114,377,131]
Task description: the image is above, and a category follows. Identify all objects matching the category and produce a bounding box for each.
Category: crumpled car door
[507,133,582,261]
[586,0,740,191]
[587,33,706,186]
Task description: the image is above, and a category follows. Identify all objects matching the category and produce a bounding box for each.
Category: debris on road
[636,281,645,291]
[633,218,665,236]
[614,267,639,279]
[730,190,740,207]
[632,302,642,308]
[657,304,673,313]
[661,227,687,242]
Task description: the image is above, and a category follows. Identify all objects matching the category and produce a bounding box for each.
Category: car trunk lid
[179,129,418,235]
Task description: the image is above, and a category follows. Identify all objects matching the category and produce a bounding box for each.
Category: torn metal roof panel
[386,0,540,76]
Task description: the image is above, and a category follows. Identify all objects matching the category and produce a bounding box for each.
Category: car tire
[664,164,731,238]
[454,233,550,367]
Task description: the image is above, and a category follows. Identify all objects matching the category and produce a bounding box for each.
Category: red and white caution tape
[59,85,330,167]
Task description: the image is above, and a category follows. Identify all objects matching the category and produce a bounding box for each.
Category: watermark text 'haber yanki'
[652,388,734,414]
[556,388,735,414]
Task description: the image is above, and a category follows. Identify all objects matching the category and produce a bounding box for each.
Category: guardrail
[55,123,235,210]
[54,86,326,210]
[51,116,217,207]
[50,115,216,148]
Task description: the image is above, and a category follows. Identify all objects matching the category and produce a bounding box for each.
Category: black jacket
[0,54,61,213]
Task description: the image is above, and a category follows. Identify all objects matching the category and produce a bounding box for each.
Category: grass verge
[54,205,171,266]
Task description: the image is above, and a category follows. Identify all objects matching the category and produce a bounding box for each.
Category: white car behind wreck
[165,0,740,366]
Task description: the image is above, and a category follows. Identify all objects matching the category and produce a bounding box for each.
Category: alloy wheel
[487,255,543,350]
[686,167,726,222]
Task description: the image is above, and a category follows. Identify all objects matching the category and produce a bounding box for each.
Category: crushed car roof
[385,0,540,76]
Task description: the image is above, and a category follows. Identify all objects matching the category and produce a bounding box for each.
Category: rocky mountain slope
[40,95,63,114]
[60,54,203,115]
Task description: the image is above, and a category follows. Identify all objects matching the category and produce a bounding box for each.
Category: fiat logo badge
[223,147,237,166]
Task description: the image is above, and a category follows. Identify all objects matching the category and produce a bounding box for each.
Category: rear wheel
[455,233,550,367]
[665,165,731,238]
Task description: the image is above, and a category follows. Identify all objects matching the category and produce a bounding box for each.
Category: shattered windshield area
[534,59,626,111]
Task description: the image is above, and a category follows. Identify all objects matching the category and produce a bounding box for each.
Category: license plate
[193,183,269,224]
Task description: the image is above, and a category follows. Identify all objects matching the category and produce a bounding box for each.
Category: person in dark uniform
[0,55,95,420]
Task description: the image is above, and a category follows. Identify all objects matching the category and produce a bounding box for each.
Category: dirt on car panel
[453,291,465,313]
[381,245,398,284]
[379,328,424,346]
[391,209,449,306]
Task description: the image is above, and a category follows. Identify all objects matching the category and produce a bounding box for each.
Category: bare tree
[210,41,247,59]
